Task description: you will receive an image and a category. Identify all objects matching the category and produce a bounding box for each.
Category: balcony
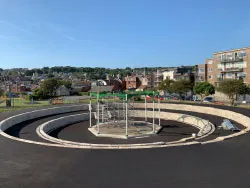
[217,77,223,81]
[217,76,245,82]
[220,67,243,72]
[221,57,244,63]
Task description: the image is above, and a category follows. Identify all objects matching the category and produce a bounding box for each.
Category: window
[239,51,247,57]
[235,61,246,68]
[238,72,247,78]
[218,63,224,69]
[226,53,233,60]
[221,54,226,61]
[208,60,213,64]
[226,73,232,78]
[198,68,205,73]
[225,63,232,68]
[208,68,212,72]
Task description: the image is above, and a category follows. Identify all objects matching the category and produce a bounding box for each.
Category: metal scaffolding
[89,90,161,137]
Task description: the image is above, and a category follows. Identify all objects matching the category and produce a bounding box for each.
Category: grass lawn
[1,97,249,113]
[0,98,51,113]
[236,104,250,109]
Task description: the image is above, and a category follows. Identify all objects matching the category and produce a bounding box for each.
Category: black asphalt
[1,103,250,188]
[5,111,87,142]
[52,118,199,144]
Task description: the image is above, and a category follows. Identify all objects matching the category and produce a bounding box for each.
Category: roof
[125,76,137,81]
[90,85,114,92]
[213,46,250,55]
[137,85,147,90]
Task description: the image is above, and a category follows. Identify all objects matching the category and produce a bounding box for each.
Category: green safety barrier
[90,90,160,99]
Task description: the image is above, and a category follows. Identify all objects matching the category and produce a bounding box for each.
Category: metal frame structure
[89,91,161,137]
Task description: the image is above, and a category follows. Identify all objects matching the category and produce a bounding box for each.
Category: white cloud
[47,23,77,41]
[0,20,36,36]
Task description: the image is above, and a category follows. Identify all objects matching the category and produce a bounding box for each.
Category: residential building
[195,64,207,83]
[124,76,141,90]
[163,70,175,80]
[8,84,27,93]
[205,47,250,86]
[146,69,163,89]
[72,80,90,93]
[136,77,148,91]
[162,66,195,82]
[90,85,116,93]
[56,85,70,96]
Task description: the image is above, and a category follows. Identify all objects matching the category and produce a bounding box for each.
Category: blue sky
[0,0,250,69]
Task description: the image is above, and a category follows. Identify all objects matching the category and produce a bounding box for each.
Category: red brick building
[124,76,141,90]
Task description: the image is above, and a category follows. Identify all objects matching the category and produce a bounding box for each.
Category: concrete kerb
[36,111,212,148]
[1,103,249,149]
[36,114,166,147]
[88,121,161,139]
[0,104,89,131]
[0,105,214,149]
[134,103,250,143]
[132,110,215,138]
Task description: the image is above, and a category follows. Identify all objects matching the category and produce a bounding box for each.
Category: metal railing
[221,57,244,63]
[220,67,243,72]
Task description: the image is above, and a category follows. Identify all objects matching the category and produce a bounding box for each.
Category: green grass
[235,104,250,109]
[1,97,249,113]
[0,98,51,113]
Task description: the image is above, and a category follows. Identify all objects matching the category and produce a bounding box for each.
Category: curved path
[52,118,199,144]
[1,104,250,187]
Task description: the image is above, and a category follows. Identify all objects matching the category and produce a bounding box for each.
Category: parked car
[192,95,200,102]
[146,95,164,101]
[203,97,214,103]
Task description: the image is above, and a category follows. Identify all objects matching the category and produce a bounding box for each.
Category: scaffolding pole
[97,91,100,134]
[153,92,155,133]
[125,94,128,137]
[102,105,104,123]
[158,97,161,126]
[89,96,92,128]
[145,95,147,121]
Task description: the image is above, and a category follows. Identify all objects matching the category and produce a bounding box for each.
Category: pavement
[1,103,250,188]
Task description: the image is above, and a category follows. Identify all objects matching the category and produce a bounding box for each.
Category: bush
[78,92,89,96]
[26,95,32,101]
[134,96,142,101]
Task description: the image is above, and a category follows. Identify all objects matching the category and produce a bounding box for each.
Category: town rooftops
[90,85,114,93]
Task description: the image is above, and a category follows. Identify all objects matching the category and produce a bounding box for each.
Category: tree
[217,79,250,105]
[170,80,193,99]
[48,73,54,78]
[58,80,72,89]
[0,88,4,97]
[194,82,215,101]
[158,79,174,93]
[39,78,60,97]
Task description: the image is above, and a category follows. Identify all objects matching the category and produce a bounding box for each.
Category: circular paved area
[51,118,199,144]
[1,103,250,187]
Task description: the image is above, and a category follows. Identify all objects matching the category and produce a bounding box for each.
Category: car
[203,97,214,103]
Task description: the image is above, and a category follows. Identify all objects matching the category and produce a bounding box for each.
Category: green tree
[58,80,72,89]
[170,80,193,99]
[217,79,250,105]
[39,78,60,97]
[158,79,174,93]
[194,82,215,101]
[0,88,4,97]
[48,73,54,78]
